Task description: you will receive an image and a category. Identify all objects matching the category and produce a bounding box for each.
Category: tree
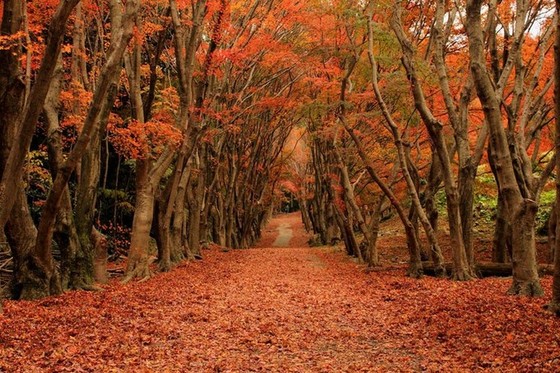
[465,0,543,295]
[545,0,560,314]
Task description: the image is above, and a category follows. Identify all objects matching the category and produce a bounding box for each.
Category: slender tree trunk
[187,159,204,258]
[341,121,424,277]
[365,197,384,267]
[459,162,478,267]
[75,90,115,285]
[392,3,473,280]
[365,7,443,276]
[424,153,442,262]
[44,55,96,291]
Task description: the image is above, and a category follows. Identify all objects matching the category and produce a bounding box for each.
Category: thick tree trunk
[124,160,155,281]
[33,0,140,296]
[124,10,177,279]
[157,155,188,271]
[492,193,511,263]
[0,0,29,304]
[44,55,92,291]
[299,199,313,232]
[545,0,560,314]
[4,187,54,300]
[171,170,190,262]
[508,200,542,295]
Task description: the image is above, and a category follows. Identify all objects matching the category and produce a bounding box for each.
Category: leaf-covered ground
[1,213,560,371]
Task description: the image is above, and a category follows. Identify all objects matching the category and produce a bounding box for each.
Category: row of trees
[288,0,560,305]
[0,0,307,303]
[2,0,560,313]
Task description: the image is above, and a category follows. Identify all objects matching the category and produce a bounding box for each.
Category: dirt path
[271,222,293,247]
[1,213,560,371]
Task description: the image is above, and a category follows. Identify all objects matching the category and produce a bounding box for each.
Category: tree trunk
[0,0,81,229]
[341,121,424,278]
[364,7,442,277]
[391,4,473,280]
[508,200,542,295]
[33,0,140,296]
[492,193,511,263]
[424,154,442,262]
[545,0,560,314]
[466,0,542,295]
[5,187,53,300]
[91,228,108,284]
[365,197,384,267]
[459,162,478,267]
[299,198,313,232]
[44,55,91,291]
[124,160,155,281]
[187,166,204,258]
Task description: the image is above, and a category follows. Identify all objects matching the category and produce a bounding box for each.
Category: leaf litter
[1,213,560,372]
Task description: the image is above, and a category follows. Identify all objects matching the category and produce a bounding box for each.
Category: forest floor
[1,213,560,372]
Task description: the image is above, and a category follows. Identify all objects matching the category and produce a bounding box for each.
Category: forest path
[1,213,560,371]
[271,222,293,247]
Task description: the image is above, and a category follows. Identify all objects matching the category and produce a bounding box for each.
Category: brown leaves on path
[1,213,560,371]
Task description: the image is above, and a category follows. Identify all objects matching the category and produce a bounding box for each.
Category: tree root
[406,263,424,279]
[543,302,560,316]
[451,269,475,281]
[507,280,544,297]
[122,266,151,284]
[80,284,104,292]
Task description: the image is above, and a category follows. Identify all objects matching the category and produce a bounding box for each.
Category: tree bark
[32,0,140,297]
[545,0,560,314]
[392,2,473,280]
[0,0,81,229]
[365,6,442,276]
[466,0,542,295]
[341,120,423,278]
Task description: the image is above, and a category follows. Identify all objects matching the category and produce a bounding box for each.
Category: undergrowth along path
[1,213,560,371]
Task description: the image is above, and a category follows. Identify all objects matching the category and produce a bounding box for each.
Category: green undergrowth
[433,171,555,236]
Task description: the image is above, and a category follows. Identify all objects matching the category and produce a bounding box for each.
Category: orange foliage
[108,119,182,160]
